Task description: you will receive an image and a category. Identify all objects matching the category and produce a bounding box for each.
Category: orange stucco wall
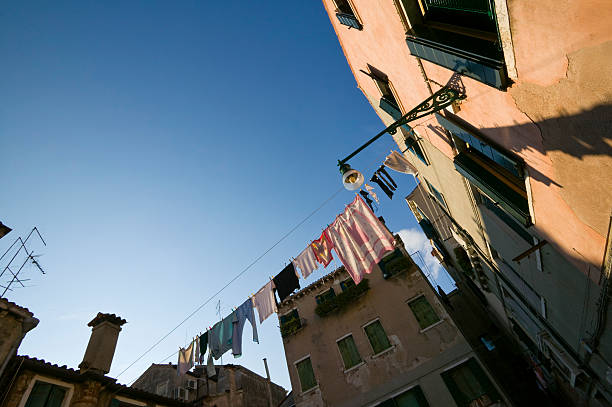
[322,0,612,277]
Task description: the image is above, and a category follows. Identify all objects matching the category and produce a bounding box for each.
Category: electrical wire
[114,186,345,380]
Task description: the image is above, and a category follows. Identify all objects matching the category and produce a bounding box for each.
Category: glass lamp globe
[342,168,364,191]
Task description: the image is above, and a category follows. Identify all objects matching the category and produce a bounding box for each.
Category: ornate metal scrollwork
[387,86,465,135]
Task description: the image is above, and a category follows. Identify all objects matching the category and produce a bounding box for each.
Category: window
[340,278,355,292]
[441,358,501,407]
[404,128,428,165]
[25,381,67,407]
[336,334,362,370]
[402,0,507,88]
[155,381,168,397]
[408,295,440,330]
[425,180,447,210]
[364,320,392,354]
[315,288,335,304]
[280,308,302,337]
[378,249,412,279]
[295,357,317,392]
[376,386,430,406]
[436,113,531,227]
[362,66,403,120]
[110,399,145,407]
[333,0,362,29]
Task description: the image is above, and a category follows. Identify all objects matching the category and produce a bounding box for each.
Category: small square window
[408,295,440,330]
[340,278,356,292]
[315,288,336,304]
[336,335,362,370]
[295,357,317,392]
[364,320,392,355]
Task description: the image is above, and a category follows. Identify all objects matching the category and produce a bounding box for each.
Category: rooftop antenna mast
[0,227,47,297]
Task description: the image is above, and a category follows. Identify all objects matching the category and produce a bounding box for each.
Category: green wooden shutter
[46,386,66,407]
[365,321,391,354]
[296,358,317,391]
[395,386,430,406]
[409,296,440,329]
[25,382,53,407]
[337,336,362,369]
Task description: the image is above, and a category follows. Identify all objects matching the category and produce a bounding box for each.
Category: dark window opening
[334,0,362,29]
[441,358,501,407]
[376,385,430,406]
[25,382,67,407]
[340,278,355,292]
[315,288,336,305]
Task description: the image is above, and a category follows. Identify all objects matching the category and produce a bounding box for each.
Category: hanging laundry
[370,173,394,199]
[359,190,375,212]
[377,166,397,189]
[253,280,277,323]
[207,352,216,377]
[292,246,319,279]
[326,195,396,284]
[311,231,334,267]
[177,341,195,376]
[199,331,208,364]
[384,150,418,176]
[273,263,300,303]
[209,313,235,360]
[365,184,379,204]
[232,298,259,357]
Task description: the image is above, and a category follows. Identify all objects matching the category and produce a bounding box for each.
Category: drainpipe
[263,358,274,407]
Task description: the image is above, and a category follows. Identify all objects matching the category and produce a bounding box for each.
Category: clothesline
[176,192,398,377]
[117,149,417,383]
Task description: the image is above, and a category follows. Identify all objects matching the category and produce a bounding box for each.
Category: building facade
[0,302,184,407]
[278,240,509,407]
[0,298,286,407]
[322,0,612,404]
[132,363,287,407]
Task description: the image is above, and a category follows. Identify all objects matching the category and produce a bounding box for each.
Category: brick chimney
[79,313,126,375]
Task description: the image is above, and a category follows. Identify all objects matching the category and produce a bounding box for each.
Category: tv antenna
[0,227,47,297]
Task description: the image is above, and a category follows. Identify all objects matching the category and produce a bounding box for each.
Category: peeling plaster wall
[279,258,483,407]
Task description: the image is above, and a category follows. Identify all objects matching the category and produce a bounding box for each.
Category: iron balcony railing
[423,0,493,17]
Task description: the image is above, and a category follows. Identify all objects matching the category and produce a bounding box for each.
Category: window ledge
[343,361,366,374]
[301,385,319,396]
[419,319,445,333]
[372,345,395,359]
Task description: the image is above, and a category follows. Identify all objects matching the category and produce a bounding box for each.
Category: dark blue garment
[232,298,259,357]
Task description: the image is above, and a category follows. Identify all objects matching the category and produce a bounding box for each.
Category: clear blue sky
[1,1,453,390]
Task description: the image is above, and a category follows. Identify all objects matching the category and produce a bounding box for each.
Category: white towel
[292,246,319,279]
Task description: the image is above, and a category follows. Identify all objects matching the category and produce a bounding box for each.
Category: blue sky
[0,1,453,390]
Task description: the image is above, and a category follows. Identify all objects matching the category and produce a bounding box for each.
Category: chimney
[79,313,126,375]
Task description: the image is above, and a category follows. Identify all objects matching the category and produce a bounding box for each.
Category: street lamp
[338,86,464,190]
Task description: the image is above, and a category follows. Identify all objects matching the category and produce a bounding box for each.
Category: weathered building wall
[322,0,612,277]
[279,249,505,406]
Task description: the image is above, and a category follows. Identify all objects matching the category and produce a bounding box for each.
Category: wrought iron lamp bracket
[339,86,465,166]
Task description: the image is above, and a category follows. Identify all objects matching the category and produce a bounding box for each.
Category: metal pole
[263,358,273,407]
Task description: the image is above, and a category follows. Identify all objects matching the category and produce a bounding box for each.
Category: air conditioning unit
[186,379,197,390]
[174,387,188,401]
